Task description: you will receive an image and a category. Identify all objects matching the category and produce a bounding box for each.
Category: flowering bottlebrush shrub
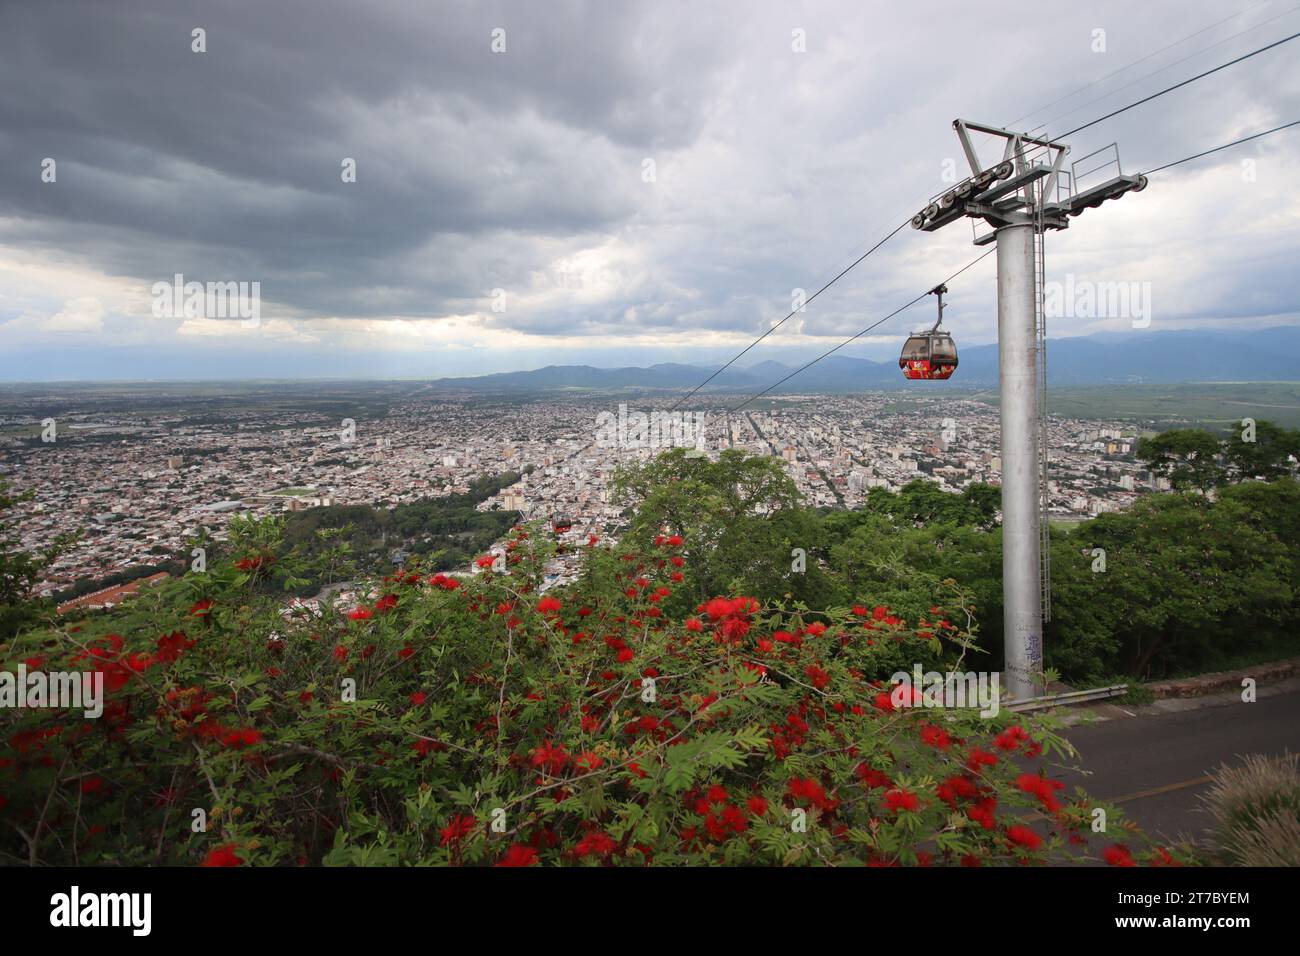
[0,519,1181,867]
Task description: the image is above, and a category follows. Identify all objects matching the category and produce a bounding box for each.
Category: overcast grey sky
[1,0,1297,379]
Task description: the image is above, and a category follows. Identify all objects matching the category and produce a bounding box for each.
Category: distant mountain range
[429,327,1300,394]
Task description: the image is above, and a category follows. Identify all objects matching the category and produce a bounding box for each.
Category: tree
[611,448,832,607]
[1136,429,1224,493]
[862,480,1000,529]
[1048,490,1294,679]
[0,480,76,638]
[1222,420,1300,483]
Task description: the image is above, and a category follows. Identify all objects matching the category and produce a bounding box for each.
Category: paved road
[1053,685,1300,846]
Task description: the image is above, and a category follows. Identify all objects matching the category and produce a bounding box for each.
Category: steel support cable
[1058,29,1300,139]
[666,218,910,410]
[1008,0,1274,128]
[730,118,1300,417]
[1143,118,1300,173]
[1024,4,1300,140]
[670,27,1299,413]
[728,247,997,414]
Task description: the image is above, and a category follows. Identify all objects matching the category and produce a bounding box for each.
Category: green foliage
[1049,485,1297,680]
[1223,419,1300,483]
[0,480,77,639]
[1136,419,1299,492]
[862,480,1001,530]
[610,445,1300,684]
[1136,428,1225,493]
[612,448,835,610]
[0,514,1169,867]
[279,472,523,591]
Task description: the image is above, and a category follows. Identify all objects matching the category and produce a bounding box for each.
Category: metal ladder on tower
[1032,176,1051,622]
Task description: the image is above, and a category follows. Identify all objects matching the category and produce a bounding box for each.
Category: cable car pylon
[910,119,1146,701]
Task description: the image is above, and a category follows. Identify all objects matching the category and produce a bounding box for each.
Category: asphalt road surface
[1054,684,1300,846]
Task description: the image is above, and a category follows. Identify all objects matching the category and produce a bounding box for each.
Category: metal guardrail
[1005,684,1129,713]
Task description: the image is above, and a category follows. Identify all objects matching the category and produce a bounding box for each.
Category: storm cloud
[1,0,1297,377]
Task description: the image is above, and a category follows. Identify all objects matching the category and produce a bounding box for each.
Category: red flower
[189,599,214,616]
[967,798,998,829]
[1103,844,1136,867]
[156,630,196,663]
[787,777,829,808]
[201,843,243,867]
[536,596,563,615]
[409,691,427,707]
[703,597,736,620]
[1149,846,1181,867]
[994,725,1031,751]
[720,804,748,833]
[855,763,892,789]
[920,724,953,750]
[347,607,372,621]
[412,738,447,757]
[496,844,539,867]
[374,593,398,613]
[221,727,263,749]
[529,741,570,776]
[747,795,769,817]
[124,652,155,673]
[1006,825,1042,851]
[804,665,831,690]
[97,662,132,693]
[439,815,476,846]
[884,788,920,814]
[575,830,618,858]
[1016,773,1065,812]
[80,777,105,795]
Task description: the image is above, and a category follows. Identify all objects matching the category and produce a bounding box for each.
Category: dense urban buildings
[1,386,1162,597]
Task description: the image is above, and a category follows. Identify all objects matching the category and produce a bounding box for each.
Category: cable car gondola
[552,516,574,533]
[899,283,958,380]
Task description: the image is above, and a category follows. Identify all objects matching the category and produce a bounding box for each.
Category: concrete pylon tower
[911,119,1146,700]
[995,222,1043,698]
